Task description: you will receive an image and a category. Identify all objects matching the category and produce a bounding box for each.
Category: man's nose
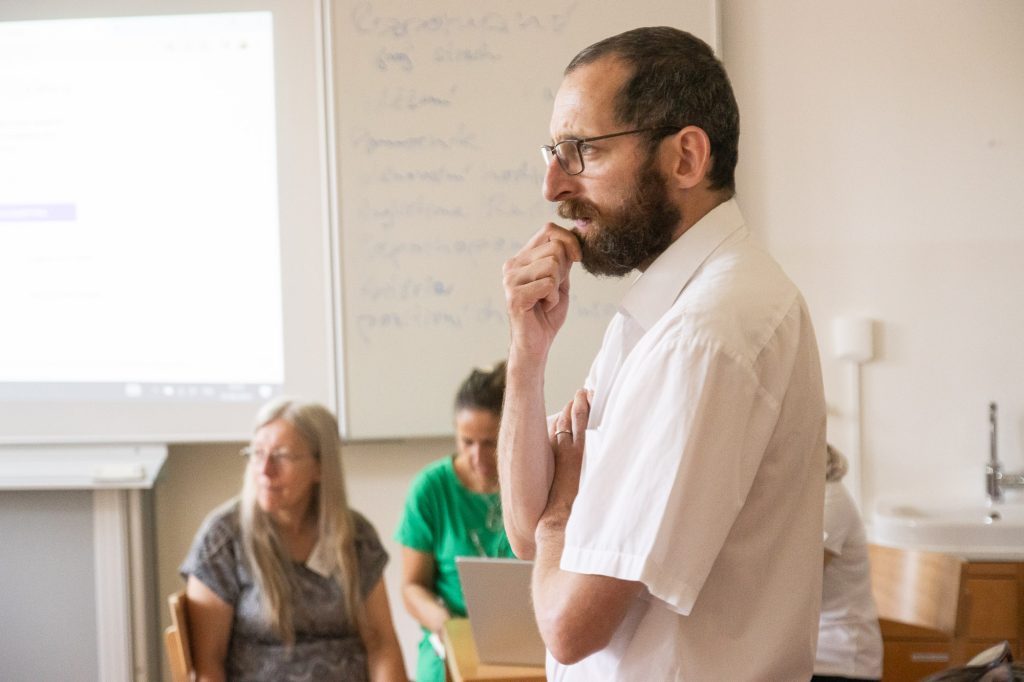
[542,154,578,203]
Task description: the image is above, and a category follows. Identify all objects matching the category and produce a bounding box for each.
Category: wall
[0,491,99,682]
[721,0,1024,511]
[149,2,1022,679]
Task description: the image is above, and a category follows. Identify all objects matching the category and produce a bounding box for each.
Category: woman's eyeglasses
[240,446,309,468]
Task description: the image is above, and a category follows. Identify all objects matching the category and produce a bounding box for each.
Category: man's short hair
[566,26,739,194]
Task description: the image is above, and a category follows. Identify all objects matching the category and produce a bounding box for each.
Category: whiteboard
[330,0,718,439]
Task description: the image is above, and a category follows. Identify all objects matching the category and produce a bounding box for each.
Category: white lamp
[832,316,876,511]
[833,316,874,364]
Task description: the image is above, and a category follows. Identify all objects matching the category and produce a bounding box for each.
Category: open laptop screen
[455,557,547,666]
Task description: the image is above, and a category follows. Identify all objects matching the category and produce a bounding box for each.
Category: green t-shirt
[395,455,514,682]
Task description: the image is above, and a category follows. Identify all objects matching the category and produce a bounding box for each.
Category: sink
[871,497,1024,559]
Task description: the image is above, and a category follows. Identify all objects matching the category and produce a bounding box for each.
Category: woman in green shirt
[395,362,515,682]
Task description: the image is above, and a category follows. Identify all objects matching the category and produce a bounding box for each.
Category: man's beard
[557,159,681,277]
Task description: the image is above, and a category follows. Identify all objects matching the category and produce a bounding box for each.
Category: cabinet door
[882,640,953,682]
[964,576,1018,640]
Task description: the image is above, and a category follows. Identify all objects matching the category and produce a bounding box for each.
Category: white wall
[0,491,99,682]
[722,0,1024,511]
[154,3,1024,679]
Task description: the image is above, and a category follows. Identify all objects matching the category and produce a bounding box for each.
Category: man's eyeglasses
[540,125,684,176]
[240,446,309,468]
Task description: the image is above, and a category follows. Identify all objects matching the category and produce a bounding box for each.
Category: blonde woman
[181,399,406,681]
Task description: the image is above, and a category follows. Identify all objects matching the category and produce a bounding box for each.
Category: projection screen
[0,0,335,443]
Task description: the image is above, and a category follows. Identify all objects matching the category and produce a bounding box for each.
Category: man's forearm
[531,516,571,635]
[532,517,602,665]
[498,349,554,558]
[532,516,642,665]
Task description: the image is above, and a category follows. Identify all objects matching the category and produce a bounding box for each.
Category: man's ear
[664,126,712,190]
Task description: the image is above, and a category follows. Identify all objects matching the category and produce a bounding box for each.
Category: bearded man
[499,27,827,681]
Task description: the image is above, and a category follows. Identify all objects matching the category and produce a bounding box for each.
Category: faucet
[986,401,1024,504]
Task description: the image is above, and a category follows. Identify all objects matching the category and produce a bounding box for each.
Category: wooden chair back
[867,543,964,636]
[164,589,195,682]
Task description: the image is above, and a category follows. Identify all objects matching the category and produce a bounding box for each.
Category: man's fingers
[503,249,569,313]
[547,228,583,264]
[503,256,559,290]
[571,388,590,436]
[504,240,573,279]
[560,398,573,423]
[523,222,583,264]
[553,399,573,441]
[502,223,582,317]
[503,255,562,313]
[552,392,589,448]
[508,278,561,314]
[516,224,582,282]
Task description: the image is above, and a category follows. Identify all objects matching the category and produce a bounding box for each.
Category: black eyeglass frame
[540,125,685,176]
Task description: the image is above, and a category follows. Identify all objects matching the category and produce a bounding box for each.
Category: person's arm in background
[362,578,409,681]
[822,483,844,569]
[399,547,450,635]
[529,390,642,664]
[499,223,581,558]
[185,575,233,682]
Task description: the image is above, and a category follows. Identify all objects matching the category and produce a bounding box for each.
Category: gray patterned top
[180,500,388,682]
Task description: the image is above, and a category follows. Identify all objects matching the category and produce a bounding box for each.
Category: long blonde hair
[239,398,363,644]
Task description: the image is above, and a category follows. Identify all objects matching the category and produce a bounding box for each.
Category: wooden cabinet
[880,561,1023,681]
[881,639,954,680]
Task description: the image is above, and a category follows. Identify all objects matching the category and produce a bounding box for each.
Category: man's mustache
[557,199,600,221]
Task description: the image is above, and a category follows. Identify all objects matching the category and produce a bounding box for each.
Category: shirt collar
[620,198,746,331]
[305,535,335,578]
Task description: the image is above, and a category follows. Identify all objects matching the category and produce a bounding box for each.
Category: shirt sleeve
[179,505,243,606]
[562,335,783,616]
[822,482,852,556]
[394,465,440,554]
[353,511,389,598]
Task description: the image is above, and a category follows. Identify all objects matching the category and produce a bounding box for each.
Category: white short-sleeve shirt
[816,481,883,678]
[550,199,827,682]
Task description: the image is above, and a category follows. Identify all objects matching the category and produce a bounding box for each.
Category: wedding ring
[555,429,572,437]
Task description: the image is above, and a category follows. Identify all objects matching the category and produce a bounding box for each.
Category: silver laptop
[455,556,547,666]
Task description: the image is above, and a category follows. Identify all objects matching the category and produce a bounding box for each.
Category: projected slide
[0,12,283,403]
